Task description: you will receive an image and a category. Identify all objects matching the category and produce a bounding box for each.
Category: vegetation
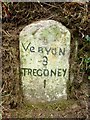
[1,2,90,118]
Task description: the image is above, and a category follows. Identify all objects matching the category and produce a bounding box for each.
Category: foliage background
[2,2,90,118]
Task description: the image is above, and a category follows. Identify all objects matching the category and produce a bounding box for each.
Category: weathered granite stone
[19,20,71,102]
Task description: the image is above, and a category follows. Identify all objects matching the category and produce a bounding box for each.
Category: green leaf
[84,57,90,64]
[85,35,90,42]
[88,76,90,80]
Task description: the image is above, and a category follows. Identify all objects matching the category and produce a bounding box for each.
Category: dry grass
[2,2,90,118]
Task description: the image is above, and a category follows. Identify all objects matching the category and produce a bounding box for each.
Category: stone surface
[19,20,71,102]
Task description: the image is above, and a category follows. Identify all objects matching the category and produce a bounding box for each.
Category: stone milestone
[19,20,71,102]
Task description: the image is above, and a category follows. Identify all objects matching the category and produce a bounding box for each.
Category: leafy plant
[84,57,90,64]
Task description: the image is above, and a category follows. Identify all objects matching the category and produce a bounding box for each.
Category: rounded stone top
[20,20,70,39]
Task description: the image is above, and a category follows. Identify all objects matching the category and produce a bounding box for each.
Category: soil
[2,2,90,119]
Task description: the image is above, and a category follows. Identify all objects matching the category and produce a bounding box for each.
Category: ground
[2,2,90,119]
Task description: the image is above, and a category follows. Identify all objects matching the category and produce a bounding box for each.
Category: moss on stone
[24,99,76,111]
